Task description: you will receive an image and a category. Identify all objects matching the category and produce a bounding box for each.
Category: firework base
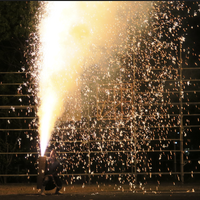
[37,156,46,189]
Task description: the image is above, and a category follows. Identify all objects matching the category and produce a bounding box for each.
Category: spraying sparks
[36,1,139,156]
[24,0,200,186]
[37,1,84,156]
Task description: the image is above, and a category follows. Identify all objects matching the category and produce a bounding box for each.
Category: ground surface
[1,183,200,200]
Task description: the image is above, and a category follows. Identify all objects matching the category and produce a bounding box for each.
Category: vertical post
[114,87,116,120]
[88,148,91,185]
[121,84,123,121]
[174,142,177,177]
[97,85,99,120]
[88,93,91,185]
[179,41,184,184]
[132,53,137,183]
[134,122,137,183]
[131,122,133,174]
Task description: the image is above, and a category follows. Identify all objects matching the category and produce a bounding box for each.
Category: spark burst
[25,1,200,187]
[35,1,139,156]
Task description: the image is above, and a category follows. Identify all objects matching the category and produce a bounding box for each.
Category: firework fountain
[35,1,143,187]
[35,1,149,158]
[29,1,200,188]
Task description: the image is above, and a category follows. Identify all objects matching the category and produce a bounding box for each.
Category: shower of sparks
[23,1,200,186]
[35,1,142,156]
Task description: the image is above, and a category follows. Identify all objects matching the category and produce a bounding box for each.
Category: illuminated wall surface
[0,1,200,184]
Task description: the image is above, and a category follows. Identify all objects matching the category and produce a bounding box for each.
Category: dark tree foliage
[0,1,40,183]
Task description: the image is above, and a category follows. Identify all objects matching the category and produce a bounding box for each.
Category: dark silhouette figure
[41,149,62,195]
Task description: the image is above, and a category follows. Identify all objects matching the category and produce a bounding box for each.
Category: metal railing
[0,55,200,184]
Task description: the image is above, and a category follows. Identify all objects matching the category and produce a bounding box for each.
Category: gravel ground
[1,182,200,200]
